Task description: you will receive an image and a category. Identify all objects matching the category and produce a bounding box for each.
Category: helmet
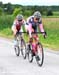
[33,11,41,19]
[16,14,23,21]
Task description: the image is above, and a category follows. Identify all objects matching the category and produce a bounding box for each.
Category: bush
[47,9,53,16]
[0,15,14,31]
[13,8,22,17]
[23,10,32,16]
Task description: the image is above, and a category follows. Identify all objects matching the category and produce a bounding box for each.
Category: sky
[0,0,59,6]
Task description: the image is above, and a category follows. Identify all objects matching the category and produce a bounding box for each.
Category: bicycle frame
[30,32,45,54]
[14,32,26,58]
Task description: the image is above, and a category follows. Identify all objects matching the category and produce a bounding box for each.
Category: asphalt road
[0,37,59,75]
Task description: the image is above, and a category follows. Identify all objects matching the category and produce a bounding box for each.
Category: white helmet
[33,11,41,19]
[16,14,23,21]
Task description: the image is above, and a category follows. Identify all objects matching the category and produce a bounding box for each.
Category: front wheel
[35,43,44,67]
[14,46,20,56]
[27,45,33,63]
[28,50,33,63]
[21,39,26,59]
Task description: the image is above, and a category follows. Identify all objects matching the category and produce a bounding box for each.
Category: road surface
[0,37,59,75]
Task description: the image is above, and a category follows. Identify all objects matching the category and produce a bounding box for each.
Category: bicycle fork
[32,43,37,54]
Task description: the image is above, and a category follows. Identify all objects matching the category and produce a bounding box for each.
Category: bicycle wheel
[27,45,33,63]
[14,46,20,56]
[35,42,44,66]
[21,39,26,59]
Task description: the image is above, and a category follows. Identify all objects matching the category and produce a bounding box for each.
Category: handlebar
[16,31,46,34]
[31,32,47,39]
[16,31,47,39]
[16,31,47,38]
[31,32,46,34]
[16,32,27,35]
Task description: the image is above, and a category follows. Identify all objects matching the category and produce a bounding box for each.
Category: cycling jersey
[26,16,42,32]
[12,19,26,32]
[25,16,44,37]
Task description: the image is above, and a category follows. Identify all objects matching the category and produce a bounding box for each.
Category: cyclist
[25,11,47,49]
[12,14,26,46]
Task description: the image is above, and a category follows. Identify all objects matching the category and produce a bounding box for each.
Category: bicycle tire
[35,42,44,67]
[14,46,20,56]
[21,39,26,59]
[27,45,33,63]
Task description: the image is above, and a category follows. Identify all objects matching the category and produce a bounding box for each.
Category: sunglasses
[35,18,39,20]
[18,19,22,22]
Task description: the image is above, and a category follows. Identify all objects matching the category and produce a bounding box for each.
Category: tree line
[0,1,59,16]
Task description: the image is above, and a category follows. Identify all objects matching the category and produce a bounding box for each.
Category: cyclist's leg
[33,34,39,43]
[31,29,39,54]
[26,24,33,50]
[18,28,22,46]
[12,25,18,47]
[19,27,23,38]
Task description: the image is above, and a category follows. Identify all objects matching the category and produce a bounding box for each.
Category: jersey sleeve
[26,16,33,24]
[11,20,16,31]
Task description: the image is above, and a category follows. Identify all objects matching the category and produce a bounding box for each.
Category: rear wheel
[35,43,44,67]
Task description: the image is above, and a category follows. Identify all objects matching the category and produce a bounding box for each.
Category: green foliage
[3,3,14,14]
[53,11,59,16]
[13,8,22,17]
[0,15,59,50]
[23,10,32,16]
[0,7,3,15]
[41,18,59,50]
[0,1,3,7]
[0,2,59,17]
[47,9,53,16]
[0,15,14,31]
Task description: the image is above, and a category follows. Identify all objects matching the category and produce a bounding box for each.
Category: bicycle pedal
[36,56,40,61]
[32,53,35,56]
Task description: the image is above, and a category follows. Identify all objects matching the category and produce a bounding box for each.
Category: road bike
[26,32,46,66]
[14,32,26,59]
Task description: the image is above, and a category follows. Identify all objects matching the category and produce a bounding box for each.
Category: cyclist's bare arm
[12,22,17,36]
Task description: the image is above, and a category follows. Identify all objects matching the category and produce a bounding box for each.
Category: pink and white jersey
[12,19,26,32]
